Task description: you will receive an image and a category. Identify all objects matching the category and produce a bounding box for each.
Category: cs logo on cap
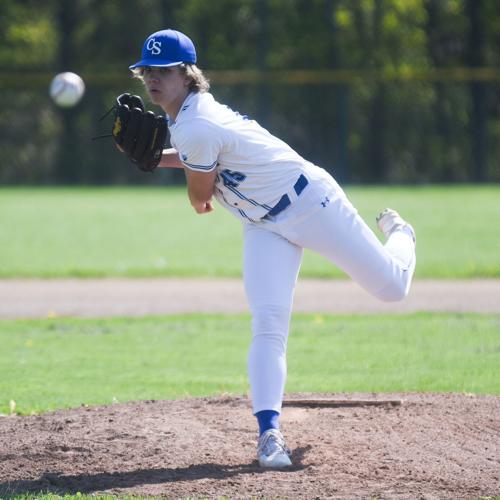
[146,38,161,55]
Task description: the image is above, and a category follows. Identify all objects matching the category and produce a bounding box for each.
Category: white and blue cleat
[257,429,292,468]
[376,208,416,244]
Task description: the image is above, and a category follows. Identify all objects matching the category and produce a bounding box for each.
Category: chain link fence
[2,69,499,184]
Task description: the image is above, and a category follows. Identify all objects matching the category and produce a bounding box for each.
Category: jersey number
[220,169,246,188]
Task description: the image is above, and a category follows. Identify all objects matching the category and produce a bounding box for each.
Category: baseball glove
[112,93,168,172]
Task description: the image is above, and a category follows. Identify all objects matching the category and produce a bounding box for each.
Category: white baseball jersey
[167,91,325,221]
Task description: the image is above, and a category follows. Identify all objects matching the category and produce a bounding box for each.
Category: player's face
[142,66,190,116]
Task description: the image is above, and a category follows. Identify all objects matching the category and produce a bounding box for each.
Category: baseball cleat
[257,429,292,468]
[376,208,416,243]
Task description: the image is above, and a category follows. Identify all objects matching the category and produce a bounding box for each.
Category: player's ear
[183,74,193,88]
[179,64,192,88]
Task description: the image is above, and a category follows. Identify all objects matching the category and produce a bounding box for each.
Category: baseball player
[112,29,416,468]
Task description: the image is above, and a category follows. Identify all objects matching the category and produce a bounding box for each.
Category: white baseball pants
[243,173,416,414]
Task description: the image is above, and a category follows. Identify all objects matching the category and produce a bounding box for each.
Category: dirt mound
[1,393,499,498]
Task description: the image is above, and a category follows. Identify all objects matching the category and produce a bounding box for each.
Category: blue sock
[255,409,280,436]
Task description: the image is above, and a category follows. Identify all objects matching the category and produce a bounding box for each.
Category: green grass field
[1,186,499,498]
[0,496,152,500]
[1,185,499,278]
[0,497,143,500]
[1,313,498,415]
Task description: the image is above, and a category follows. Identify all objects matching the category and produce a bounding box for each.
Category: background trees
[1,0,499,184]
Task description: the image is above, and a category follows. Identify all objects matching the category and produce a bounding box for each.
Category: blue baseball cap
[129,29,197,69]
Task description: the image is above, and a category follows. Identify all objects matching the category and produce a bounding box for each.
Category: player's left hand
[112,93,168,172]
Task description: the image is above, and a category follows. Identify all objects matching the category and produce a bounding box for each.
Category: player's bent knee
[375,281,409,302]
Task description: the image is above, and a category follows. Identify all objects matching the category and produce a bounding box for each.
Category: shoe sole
[258,456,292,468]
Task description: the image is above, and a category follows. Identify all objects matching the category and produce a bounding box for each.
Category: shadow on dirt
[0,446,312,495]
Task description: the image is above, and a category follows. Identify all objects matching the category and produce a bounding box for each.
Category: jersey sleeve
[175,120,222,172]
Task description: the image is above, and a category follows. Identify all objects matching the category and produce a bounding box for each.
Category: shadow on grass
[0,446,311,496]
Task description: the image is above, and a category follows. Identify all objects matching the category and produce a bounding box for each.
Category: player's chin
[147,90,162,104]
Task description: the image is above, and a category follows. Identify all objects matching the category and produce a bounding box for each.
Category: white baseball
[49,72,85,107]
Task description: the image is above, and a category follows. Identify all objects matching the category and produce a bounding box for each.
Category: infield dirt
[1,278,500,318]
[1,393,499,498]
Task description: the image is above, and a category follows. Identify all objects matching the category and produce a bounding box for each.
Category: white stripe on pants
[243,176,416,414]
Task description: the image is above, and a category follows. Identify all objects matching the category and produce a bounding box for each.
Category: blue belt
[263,174,308,219]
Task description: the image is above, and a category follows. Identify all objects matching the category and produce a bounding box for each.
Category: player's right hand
[192,200,214,214]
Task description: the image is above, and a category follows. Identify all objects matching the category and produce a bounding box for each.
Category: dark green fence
[2,69,499,185]
[2,0,499,184]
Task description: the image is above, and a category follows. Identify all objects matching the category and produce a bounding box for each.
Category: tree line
[1,0,499,184]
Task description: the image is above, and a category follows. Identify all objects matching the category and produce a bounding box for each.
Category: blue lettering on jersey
[220,169,247,188]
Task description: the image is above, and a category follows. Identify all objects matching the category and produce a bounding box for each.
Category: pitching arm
[184,168,217,214]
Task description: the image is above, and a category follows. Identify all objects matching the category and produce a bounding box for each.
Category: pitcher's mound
[1,393,499,498]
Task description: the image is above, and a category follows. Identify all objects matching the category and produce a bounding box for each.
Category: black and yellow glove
[112,93,167,172]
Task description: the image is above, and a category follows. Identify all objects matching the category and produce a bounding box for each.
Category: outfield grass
[0,185,499,278]
[1,313,498,415]
[1,496,142,500]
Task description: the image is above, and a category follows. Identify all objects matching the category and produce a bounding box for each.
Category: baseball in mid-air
[49,72,85,107]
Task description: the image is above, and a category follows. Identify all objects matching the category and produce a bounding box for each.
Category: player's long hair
[132,64,210,93]
[181,64,210,93]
